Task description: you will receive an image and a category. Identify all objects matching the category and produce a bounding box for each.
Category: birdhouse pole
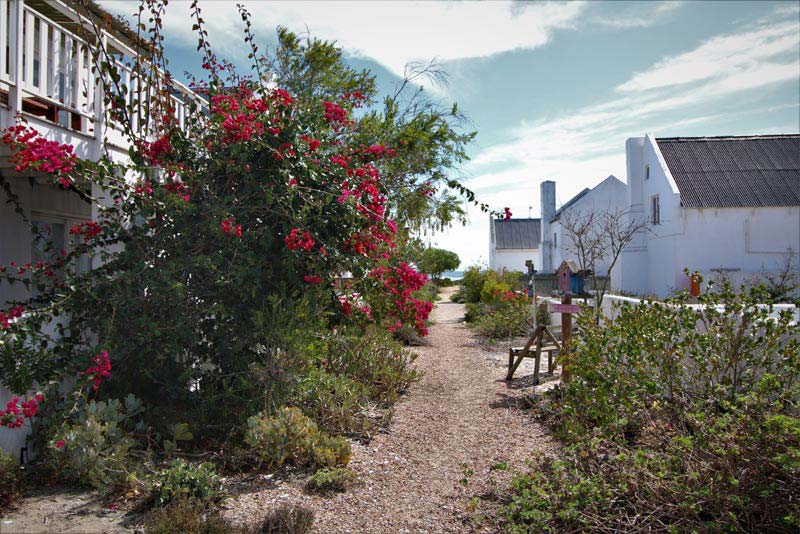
[526,260,537,333]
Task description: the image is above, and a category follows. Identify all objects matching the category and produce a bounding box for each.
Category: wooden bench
[506,325,561,384]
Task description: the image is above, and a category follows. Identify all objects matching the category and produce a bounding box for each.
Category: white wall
[678,206,800,290]
[492,249,539,273]
[621,134,688,296]
[620,134,800,297]
[551,175,627,281]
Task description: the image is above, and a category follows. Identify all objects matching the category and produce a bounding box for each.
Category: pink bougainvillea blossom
[221,217,243,237]
[84,350,112,391]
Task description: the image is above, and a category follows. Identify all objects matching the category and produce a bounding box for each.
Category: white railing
[1,0,205,145]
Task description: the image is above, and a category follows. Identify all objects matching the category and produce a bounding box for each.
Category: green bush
[305,467,360,494]
[144,499,234,534]
[49,395,146,492]
[245,407,351,469]
[261,504,315,534]
[460,266,486,304]
[151,458,224,508]
[459,268,533,340]
[291,328,419,438]
[0,448,19,507]
[503,279,800,532]
[471,300,531,339]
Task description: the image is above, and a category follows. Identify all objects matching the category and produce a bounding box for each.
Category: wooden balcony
[0,0,203,161]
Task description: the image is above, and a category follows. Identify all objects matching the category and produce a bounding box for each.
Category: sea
[441,270,464,280]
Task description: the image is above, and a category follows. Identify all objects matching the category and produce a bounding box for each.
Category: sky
[100,0,800,268]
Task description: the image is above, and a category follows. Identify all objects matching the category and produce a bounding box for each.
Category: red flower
[84,350,112,391]
[284,228,315,252]
[55,440,65,449]
[221,218,243,237]
[303,274,322,285]
[503,207,512,221]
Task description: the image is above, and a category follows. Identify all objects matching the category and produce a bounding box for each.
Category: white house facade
[620,133,800,297]
[0,0,202,458]
[540,175,627,276]
[489,217,540,273]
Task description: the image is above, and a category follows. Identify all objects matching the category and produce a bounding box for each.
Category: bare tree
[560,208,649,311]
[759,249,799,303]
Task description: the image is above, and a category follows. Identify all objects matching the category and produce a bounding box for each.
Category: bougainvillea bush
[0,0,488,460]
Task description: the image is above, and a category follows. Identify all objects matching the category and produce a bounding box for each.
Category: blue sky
[102,0,800,268]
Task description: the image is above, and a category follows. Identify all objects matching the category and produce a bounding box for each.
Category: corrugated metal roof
[656,135,800,208]
[494,218,541,250]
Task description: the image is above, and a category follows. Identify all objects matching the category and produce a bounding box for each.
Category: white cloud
[444,8,800,267]
[593,1,685,29]
[101,0,586,80]
[618,20,799,92]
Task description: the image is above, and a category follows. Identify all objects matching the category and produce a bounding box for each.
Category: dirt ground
[1,286,558,533]
[223,287,559,533]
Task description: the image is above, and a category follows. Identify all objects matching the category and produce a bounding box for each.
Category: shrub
[305,467,360,494]
[49,395,145,492]
[322,329,420,408]
[144,499,234,534]
[261,504,315,534]
[503,279,800,532]
[460,267,486,304]
[0,448,19,508]
[150,459,224,507]
[0,6,475,454]
[293,369,374,437]
[310,433,353,469]
[468,292,532,340]
[245,407,351,469]
[291,328,419,438]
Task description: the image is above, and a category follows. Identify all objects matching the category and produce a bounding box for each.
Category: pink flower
[55,440,65,449]
[221,218,243,237]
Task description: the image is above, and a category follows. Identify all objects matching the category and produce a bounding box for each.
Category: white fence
[542,293,799,331]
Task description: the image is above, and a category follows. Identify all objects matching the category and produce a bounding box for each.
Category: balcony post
[8,0,24,119]
[91,31,106,159]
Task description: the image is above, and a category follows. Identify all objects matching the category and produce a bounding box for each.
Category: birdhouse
[557,260,591,295]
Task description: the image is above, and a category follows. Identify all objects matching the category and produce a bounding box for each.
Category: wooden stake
[561,294,572,383]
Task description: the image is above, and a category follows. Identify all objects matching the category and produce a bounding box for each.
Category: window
[651,195,660,225]
[553,232,557,247]
[645,164,650,180]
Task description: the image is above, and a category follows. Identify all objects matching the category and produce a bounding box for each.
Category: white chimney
[540,180,556,273]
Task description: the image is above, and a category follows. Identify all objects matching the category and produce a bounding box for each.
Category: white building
[620,133,800,297]
[489,217,540,273]
[0,0,202,458]
[540,175,627,276]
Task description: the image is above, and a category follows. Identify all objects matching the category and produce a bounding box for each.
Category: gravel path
[224,287,559,533]
[1,288,558,533]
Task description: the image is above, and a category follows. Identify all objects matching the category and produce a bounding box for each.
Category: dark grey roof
[551,188,590,222]
[656,135,800,208]
[494,218,541,250]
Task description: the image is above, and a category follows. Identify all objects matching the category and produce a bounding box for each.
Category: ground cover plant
[456,267,542,340]
[0,0,494,508]
[501,276,800,532]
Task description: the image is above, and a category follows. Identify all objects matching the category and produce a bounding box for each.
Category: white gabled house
[489,217,540,273]
[0,0,203,458]
[539,175,627,276]
[620,133,800,297]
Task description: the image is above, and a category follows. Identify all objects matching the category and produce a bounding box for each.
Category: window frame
[650,195,660,225]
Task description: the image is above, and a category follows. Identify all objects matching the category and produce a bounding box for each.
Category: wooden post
[560,294,572,383]
[9,0,24,118]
